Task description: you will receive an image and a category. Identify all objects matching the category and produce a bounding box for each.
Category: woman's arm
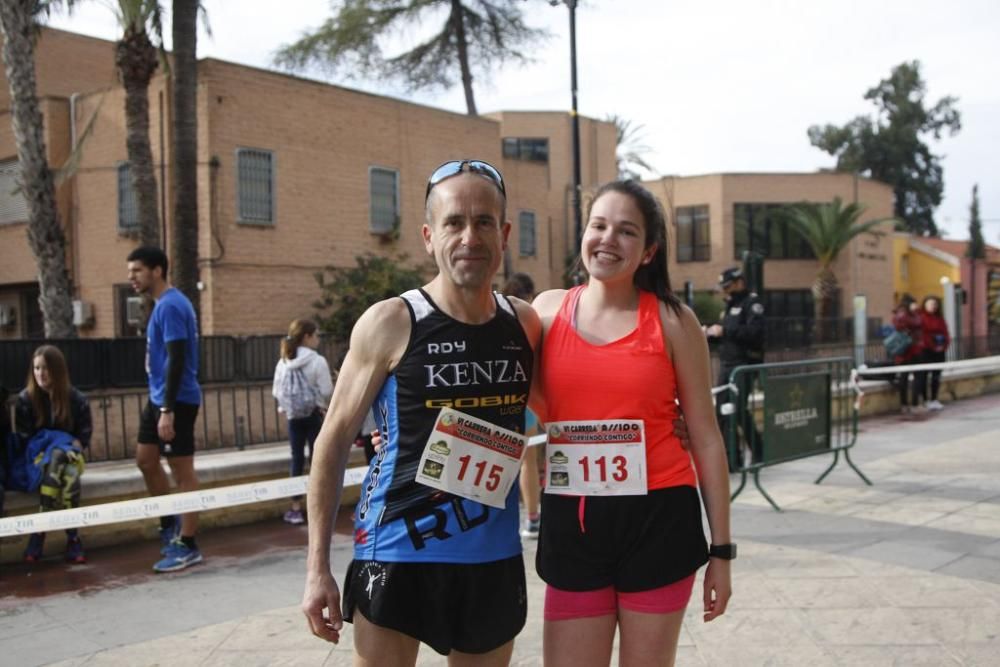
[663,303,732,621]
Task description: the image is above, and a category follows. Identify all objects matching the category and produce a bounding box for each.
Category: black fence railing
[0,336,346,392]
[764,317,884,349]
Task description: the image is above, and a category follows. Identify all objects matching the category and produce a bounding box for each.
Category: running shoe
[283,509,305,525]
[23,533,45,562]
[153,538,203,573]
[159,516,180,554]
[65,536,87,564]
[520,518,540,539]
[927,400,944,411]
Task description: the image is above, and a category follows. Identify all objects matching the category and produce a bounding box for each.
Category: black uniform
[715,289,765,470]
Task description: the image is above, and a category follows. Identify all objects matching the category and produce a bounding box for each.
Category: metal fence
[0,335,345,391]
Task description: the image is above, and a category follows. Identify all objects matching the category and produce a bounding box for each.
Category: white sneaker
[911,404,928,415]
[928,400,944,411]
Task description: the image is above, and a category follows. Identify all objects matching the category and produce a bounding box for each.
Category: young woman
[531,180,732,666]
[920,295,950,410]
[891,294,925,413]
[15,345,93,563]
[272,319,333,524]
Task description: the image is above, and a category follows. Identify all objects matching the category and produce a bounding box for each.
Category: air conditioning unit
[126,296,144,326]
[72,299,95,327]
[0,303,16,328]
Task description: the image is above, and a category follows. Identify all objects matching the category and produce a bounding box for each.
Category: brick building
[644,172,897,324]
[0,27,616,338]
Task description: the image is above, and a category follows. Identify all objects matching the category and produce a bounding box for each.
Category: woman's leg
[617,607,687,667]
[287,418,307,511]
[543,585,618,667]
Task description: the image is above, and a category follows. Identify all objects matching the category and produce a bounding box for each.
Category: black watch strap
[709,543,737,560]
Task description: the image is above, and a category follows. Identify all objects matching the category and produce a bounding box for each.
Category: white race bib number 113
[544,419,647,496]
[415,408,526,509]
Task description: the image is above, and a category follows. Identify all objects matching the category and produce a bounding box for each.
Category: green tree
[0,0,76,337]
[313,253,428,345]
[607,114,655,180]
[273,0,548,116]
[170,0,201,316]
[967,184,985,260]
[113,0,163,247]
[778,198,891,324]
[808,61,960,237]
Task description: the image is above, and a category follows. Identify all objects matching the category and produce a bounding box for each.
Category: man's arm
[302,298,409,643]
[156,339,186,442]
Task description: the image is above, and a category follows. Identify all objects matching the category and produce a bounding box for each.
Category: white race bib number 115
[545,419,647,496]
[415,408,526,509]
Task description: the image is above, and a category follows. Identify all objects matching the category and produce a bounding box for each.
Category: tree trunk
[115,26,160,247]
[449,0,477,116]
[171,0,200,319]
[812,266,839,343]
[0,1,76,338]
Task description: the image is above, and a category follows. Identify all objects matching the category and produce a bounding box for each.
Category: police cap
[718,267,743,288]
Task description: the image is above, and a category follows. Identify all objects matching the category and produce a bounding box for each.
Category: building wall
[647,172,896,320]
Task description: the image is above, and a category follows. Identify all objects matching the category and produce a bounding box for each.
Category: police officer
[705,267,765,467]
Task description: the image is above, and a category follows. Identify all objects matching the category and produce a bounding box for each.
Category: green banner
[762,371,831,463]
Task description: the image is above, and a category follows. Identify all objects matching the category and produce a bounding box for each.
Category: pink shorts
[544,574,696,621]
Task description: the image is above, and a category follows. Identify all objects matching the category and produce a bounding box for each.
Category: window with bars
[369,167,399,235]
[675,205,710,262]
[236,148,274,224]
[117,162,140,232]
[0,159,29,225]
[502,137,549,162]
[518,210,537,257]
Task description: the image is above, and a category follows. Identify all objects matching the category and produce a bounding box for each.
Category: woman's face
[909,301,920,313]
[304,331,320,349]
[581,191,653,284]
[33,355,52,392]
[925,298,940,314]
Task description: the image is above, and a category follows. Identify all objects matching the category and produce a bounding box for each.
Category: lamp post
[551,0,583,270]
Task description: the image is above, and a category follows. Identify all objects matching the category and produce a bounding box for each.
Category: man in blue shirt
[127,246,203,572]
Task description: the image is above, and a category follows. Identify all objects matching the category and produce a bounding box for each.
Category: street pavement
[1,392,999,665]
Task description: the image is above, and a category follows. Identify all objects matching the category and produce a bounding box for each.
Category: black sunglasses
[425,160,507,202]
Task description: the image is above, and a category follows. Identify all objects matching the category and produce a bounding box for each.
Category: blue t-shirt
[146,288,201,406]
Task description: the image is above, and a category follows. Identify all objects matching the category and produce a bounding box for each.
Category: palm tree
[0,0,76,338]
[113,0,163,247]
[274,0,548,116]
[607,114,655,180]
[778,197,890,330]
[170,0,200,317]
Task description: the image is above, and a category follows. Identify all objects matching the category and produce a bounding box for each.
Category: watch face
[710,544,737,559]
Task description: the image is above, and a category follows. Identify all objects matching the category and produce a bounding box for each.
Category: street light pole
[552,0,583,277]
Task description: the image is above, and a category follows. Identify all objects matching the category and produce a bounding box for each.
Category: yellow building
[892,233,961,306]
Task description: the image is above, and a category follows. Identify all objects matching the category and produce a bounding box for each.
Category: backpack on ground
[277,366,318,419]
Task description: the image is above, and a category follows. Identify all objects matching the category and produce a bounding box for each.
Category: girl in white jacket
[272,319,333,524]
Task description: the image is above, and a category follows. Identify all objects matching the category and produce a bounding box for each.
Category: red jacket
[892,308,923,362]
[921,311,950,353]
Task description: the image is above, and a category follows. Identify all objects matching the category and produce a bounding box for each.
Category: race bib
[544,419,647,496]
[415,408,526,509]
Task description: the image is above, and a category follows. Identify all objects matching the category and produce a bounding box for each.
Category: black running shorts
[342,555,527,655]
[138,400,199,457]
[537,485,709,592]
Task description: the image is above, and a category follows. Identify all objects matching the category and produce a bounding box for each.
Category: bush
[692,290,725,325]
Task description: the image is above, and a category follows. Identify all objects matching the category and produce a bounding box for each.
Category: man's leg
[136,443,170,496]
[165,455,199,537]
[352,610,420,667]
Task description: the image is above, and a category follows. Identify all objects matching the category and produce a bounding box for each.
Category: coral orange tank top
[541,286,696,490]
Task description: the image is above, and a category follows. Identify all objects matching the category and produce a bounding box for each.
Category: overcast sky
[48,0,1000,241]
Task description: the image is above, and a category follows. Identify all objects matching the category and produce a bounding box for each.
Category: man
[704,267,765,468]
[302,160,541,666]
[126,246,203,572]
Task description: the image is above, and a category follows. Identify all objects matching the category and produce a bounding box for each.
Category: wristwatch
[159,407,174,414]
[708,543,737,560]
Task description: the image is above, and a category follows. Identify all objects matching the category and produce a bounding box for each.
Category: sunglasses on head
[425,160,507,202]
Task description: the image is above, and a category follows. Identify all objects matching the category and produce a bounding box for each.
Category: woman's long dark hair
[26,345,73,431]
[588,179,682,314]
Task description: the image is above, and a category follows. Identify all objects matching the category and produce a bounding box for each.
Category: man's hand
[705,324,723,338]
[673,414,691,451]
[302,570,344,643]
[157,411,176,442]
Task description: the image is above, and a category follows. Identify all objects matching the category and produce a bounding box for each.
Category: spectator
[890,294,924,414]
[920,296,950,410]
[15,345,92,563]
[501,272,543,539]
[272,319,333,525]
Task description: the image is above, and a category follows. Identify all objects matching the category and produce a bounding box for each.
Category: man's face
[423,173,510,290]
[127,260,159,295]
[721,278,744,298]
